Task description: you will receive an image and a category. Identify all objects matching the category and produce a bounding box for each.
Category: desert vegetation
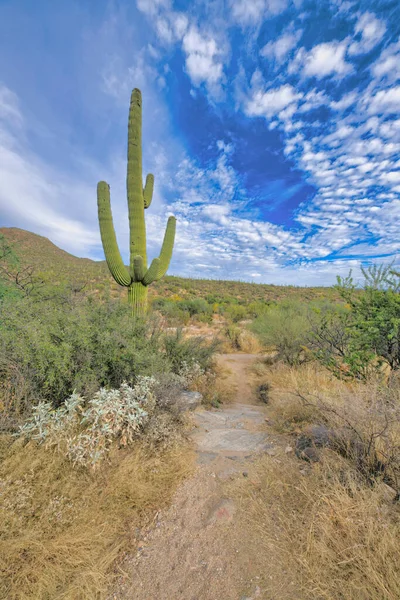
[1,225,400,599]
[234,265,400,599]
[0,231,218,598]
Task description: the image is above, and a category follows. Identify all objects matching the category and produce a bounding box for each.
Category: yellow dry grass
[0,435,193,600]
[231,454,400,600]
[231,360,400,599]
[189,361,236,406]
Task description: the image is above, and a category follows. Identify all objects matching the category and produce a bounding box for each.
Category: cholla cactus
[97,88,176,316]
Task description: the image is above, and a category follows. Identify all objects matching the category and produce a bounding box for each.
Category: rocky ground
[110,354,295,600]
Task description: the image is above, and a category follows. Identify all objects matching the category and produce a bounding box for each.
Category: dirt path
[111,354,274,600]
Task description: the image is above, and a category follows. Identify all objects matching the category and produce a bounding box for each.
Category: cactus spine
[97,88,176,316]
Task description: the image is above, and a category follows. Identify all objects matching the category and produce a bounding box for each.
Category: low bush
[0,289,220,430]
[224,304,247,323]
[310,265,400,380]
[152,297,213,324]
[257,382,270,404]
[20,379,155,468]
[224,325,261,352]
[250,300,315,365]
[163,329,219,373]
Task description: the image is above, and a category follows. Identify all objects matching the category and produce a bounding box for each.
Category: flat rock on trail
[111,354,272,600]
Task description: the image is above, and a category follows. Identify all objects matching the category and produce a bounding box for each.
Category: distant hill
[0,227,339,303]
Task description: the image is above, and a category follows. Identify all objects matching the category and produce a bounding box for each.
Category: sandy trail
[111,353,272,600]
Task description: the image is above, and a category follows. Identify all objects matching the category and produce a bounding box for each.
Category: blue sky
[1,0,400,285]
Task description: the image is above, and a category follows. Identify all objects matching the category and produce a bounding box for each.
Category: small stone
[299,447,320,463]
[265,448,276,456]
[175,391,203,412]
[242,471,249,477]
[285,445,293,453]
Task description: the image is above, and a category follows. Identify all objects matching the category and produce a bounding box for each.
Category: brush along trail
[110,354,287,600]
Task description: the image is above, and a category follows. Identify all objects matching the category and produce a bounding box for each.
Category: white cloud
[182,27,225,89]
[261,28,302,63]
[372,40,400,82]
[293,40,353,78]
[0,84,22,125]
[136,0,170,17]
[0,85,100,256]
[246,84,301,118]
[154,12,188,45]
[348,12,386,56]
[368,86,400,114]
[383,171,400,184]
[230,0,289,26]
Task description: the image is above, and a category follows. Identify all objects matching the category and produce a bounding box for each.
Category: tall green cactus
[97,88,176,315]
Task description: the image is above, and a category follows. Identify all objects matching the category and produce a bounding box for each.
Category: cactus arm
[142,258,160,286]
[156,216,176,280]
[143,174,154,209]
[142,216,176,286]
[97,88,176,316]
[127,89,147,266]
[133,255,145,282]
[97,181,131,287]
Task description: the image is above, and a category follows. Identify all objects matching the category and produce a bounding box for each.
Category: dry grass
[255,361,360,430]
[231,360,400,599]
[231,454,400,600]
[0,435,193,599]
[189,361,236,406]
[222,325,262,353]
[262,363,400,490]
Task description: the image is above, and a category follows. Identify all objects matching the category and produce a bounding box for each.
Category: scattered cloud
[246,83,302,118]
[230,0,289,26]
[348,12,386,56]
[182,27,225,90]
[261,27,303,63]
[293,40,353,78]
[368,86,400,114]
[1,0,400,285]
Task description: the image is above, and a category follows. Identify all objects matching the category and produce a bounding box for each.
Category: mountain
[0,227,337,303]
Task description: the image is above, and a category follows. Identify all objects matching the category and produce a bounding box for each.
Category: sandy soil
[109,354,286,600]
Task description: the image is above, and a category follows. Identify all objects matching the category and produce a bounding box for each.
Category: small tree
[310,263,400,379]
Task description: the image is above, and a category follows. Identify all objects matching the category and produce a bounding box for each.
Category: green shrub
[224,304,247,323]
[310,265,400,380]
[250,300,314,366]
[163,329,219,373]
[0,293,198,420]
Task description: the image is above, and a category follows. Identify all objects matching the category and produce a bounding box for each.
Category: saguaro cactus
[97,88,176,315]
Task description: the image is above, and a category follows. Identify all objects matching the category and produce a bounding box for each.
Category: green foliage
[0,233,22,300]
[152,296,213,324]
[224,303,247,323]
[97,89,176,315]
[0,294,168,409]
[311,264,400,379]
[250,300,314,366]
[163,329,219,373]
